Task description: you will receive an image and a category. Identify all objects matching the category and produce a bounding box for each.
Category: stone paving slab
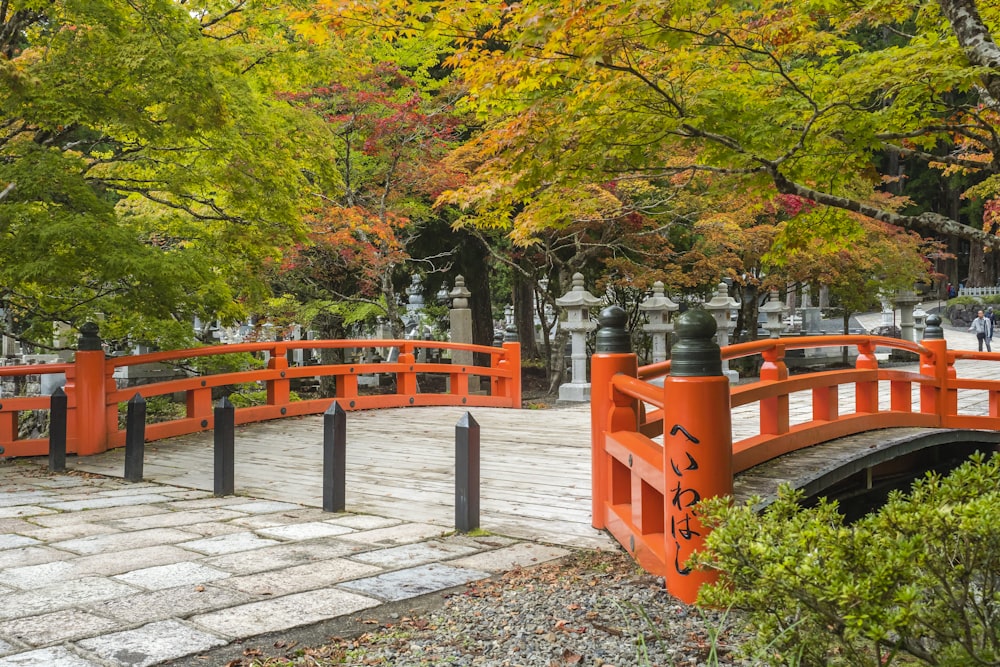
[350,540,480,568]
[0,646,102,666]
[217,558,382,597]
[16,522,119,543]
[337,563,491,602]
[177,531,282,555]
[0,609,120,646]
[255,521,354,541]
[338,522,450,546]
[189,589,381,639]
[51,528,199,556]
[41,493,173,512]
[446,542,572,572]
[113,562,231,591]
[0,506,55,519]
[102,508,247,531]
[28,504,169,527]
[201,540,369,575]
[0,577,138,620]
[89,584,254,625]
[76,619,228,667]
[324,514,401,530]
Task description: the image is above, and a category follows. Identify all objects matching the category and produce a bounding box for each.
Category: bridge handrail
[0,338,521,458]
[105,339,507,368]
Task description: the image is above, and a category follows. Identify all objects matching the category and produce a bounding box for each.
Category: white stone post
[555,273,602,402]
[704,282,741,383]
[639,281,678,363]
[759,289,787,339]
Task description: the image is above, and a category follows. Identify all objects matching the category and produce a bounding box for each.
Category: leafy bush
[226,389,301,408]
[694,452,1000,667]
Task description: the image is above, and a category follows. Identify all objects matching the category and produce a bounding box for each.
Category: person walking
[969,309,993,352]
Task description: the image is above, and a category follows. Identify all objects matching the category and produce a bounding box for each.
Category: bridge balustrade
[591,308,1000,603]
[0,325,520,458]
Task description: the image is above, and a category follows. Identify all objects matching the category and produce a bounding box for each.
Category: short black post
[323,401,346,512]
[48,387,67,472]
[455,411,480,532]
[124,393,146,482]
[214,396,235,496]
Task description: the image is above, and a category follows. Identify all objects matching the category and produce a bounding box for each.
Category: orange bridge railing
[591,306,999,603]
[0,326,520,458]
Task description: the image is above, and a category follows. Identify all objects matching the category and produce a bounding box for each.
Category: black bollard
[124,393,146,482]
[214,397,235,496]
[48,387,67,472]
[455,411,480,532]
[322,401,347,512]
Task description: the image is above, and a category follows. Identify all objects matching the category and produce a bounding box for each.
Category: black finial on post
[670,308,722,377]
[595,306,631,353]
[923,313,943,340]
[77,322,102,351]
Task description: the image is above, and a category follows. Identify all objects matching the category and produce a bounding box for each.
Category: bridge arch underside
[732,428,1000,520]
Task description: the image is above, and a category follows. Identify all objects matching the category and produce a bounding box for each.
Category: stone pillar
[449,276,476,393]
[913,302,927,341]
[406,274,425,339]
[639,281,679,363]
[880,297,894,328]
[759,289,787,339]
[818,284,830,309]
[800,284,822,333]
[894,289,921,342]
[704,282,741,383]
[555,273,602,402]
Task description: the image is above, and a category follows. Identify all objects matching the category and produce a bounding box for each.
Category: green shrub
[694,452,1000,667]
[227,389,301,408]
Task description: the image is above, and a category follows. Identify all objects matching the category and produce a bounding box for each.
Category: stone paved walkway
[0,465,572,666]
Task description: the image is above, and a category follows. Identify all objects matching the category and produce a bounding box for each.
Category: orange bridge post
[590,306,638,530]
[919,314,954,422]
[663,309,733,604]
[66,323,110,456]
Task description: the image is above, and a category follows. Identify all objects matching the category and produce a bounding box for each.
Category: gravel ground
[242,548,754,667]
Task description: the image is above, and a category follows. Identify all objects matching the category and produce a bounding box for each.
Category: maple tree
[0,0,338,349]
[271,31,469,341]
[327,0,1000,291]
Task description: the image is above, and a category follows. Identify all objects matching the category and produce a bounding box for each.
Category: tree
[272,32,468,341]
[694,452,1000,666]
[333,0,1000,274]
[0,0,338,349]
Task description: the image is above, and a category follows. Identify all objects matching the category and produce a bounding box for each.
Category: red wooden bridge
[3,311,1000,604]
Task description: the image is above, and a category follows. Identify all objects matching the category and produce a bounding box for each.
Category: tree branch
[770,169,1000,249]
[937,0,1000,102]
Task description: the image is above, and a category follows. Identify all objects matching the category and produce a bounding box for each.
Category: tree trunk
[514,276,540,359]
[314,312,347,397]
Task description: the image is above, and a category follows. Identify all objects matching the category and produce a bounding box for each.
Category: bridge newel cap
[595,306,631,353]
[77,322,103,351]
[923,314,943,340]
[670,308,722,377]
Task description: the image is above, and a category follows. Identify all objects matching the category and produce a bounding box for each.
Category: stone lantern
[704,282,741,383]
[913,302,927,341]
[639,281,679,363]
[759,289,787,339]
[449,276,476,392]
[555,273,602,402]
[894,289,921,342]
